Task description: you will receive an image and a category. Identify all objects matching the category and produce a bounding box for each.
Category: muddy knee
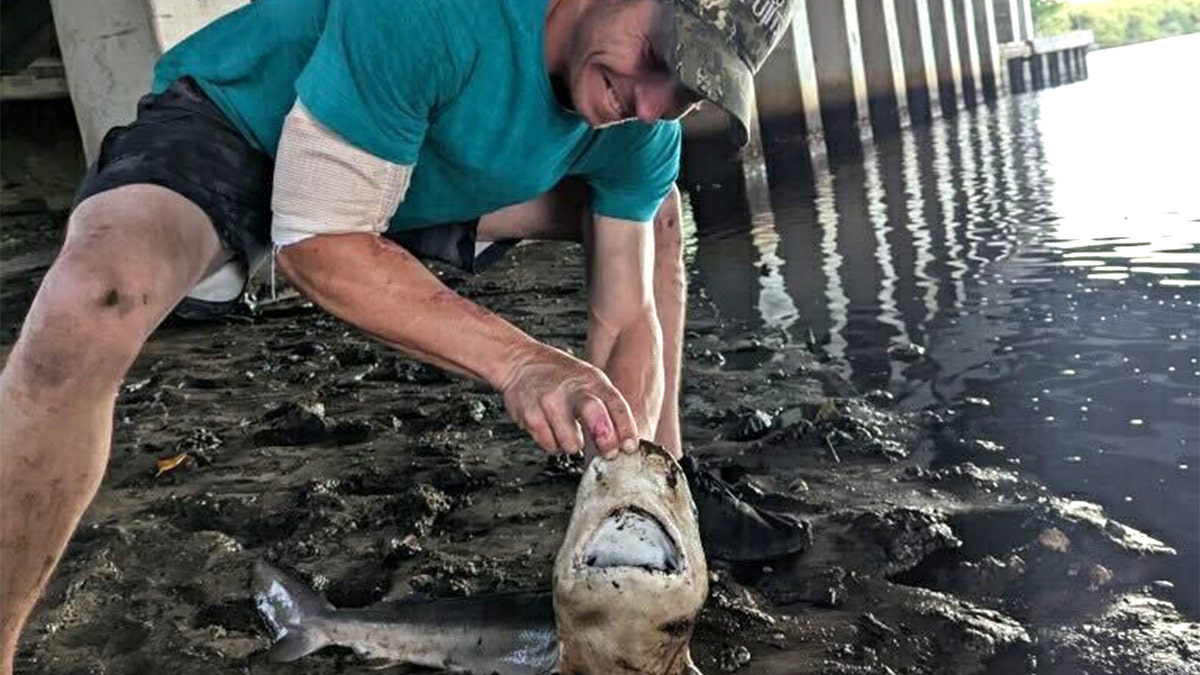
[8,245,189,396]
[5,277,153,396]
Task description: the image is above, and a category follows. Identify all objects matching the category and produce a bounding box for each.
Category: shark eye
[582,508,680,573]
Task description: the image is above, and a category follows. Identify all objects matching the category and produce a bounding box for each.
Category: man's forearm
[276,232,534,389]
[587,309,664,439]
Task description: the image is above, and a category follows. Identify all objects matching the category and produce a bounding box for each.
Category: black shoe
[681,455,812,562]
[172,296,243,322]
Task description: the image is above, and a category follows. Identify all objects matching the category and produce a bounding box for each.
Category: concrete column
[1076,48,1089,80]
[994,0,1020,42]
[147,0,247,51]
[857,0,911,133]
[50,0,159,163]
[974,0,1004,98]
[895,0,941,122]
[807,0,872,149]
[1029,53,1046,89]
[954,0,983,106]
[753,0,826,157]
[1060,49,1074,82]
[1047,49,1061,85]
[50,0,247,162]
[1007,57,1025,93]
[1018,0,1035,40]
[929,0,964,114]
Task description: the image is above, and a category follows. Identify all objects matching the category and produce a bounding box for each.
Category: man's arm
[270,103,638,458]
[584,214,665,445]
[277,232,640,458]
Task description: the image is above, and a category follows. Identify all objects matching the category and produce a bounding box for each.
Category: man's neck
[543,0,575,79]
[544,0,581,110]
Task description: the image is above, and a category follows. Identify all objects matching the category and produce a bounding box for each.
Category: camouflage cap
[659,0,795,147]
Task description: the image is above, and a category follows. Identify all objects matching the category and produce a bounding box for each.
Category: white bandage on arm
[270,102,413,247]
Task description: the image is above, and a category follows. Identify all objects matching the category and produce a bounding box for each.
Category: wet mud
[3,211,1198,674]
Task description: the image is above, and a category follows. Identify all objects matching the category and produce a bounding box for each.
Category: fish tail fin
[252,560,335,662]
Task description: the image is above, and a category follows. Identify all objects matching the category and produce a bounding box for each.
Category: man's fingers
[596,386,638,452]
[543,399,584,454]
[576,395,619,458]
[523,411,558,454]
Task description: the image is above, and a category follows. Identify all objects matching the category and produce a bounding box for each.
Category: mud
[3,139,1198,673]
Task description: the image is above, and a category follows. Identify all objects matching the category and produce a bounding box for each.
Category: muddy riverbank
[3,204,1196,674]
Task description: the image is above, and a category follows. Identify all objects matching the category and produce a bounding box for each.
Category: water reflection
[683,34,1200,616]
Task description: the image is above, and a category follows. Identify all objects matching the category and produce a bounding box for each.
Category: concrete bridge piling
[806,0,873,148]
[894,0,942,123]
[857,0,911,134]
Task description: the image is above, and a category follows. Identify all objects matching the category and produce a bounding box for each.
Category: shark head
[552,441,708,675]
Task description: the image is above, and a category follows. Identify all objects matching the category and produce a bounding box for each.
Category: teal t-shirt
[152,0,681,229]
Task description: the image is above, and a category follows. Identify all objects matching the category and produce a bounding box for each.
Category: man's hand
[500,342,639,458]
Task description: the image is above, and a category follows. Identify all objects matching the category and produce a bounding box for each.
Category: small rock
[330,418,376,445]
[888,342,927,362]
[727,409,774,441]
[383,534,423,563]
[864,389,895,407]
[1037,527,1071,553]
[717,645,751,672]
[1086,564,1113,590]
[333,343,378,366]
[253,402,329,446]
[463,398,488,423]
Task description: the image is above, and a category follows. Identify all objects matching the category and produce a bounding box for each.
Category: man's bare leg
[0,185,226,672]
[648,186,685,455]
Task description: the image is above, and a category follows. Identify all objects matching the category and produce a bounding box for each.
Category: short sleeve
[294,0,470,165]
[585,121,682,223]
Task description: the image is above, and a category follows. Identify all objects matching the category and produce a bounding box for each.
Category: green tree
[1033,0,1072,35]
[1067,0,1200,48]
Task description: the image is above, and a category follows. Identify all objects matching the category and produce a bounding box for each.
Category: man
[0,0,806,667]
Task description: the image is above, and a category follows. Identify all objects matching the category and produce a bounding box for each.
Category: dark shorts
[74,77,514,290]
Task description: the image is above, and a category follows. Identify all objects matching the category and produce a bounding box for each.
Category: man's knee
[5,215,187,394]
[7,268,153,394]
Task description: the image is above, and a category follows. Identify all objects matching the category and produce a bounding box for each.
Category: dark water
[683,34,1200,616]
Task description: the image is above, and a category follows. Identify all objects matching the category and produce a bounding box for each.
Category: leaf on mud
[817,399,840,422]
[155,453,189,477]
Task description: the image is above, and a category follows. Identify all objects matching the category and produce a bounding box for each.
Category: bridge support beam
[754,0,826,158]
[807,0,872,149]
[895,0,941,122]
[857,0,911,134]
[993,0,1021,42]
[50,0,246,163]
[929,0,964,114]
[953,0,983,106]
[1019,0,1035,40]
[974,0,1004,98]
[1030,52,1047,89]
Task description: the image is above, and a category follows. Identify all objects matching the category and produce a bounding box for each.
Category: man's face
[564,0,702,128]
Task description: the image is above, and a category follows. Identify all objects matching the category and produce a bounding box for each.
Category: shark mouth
[581,508,681,573]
